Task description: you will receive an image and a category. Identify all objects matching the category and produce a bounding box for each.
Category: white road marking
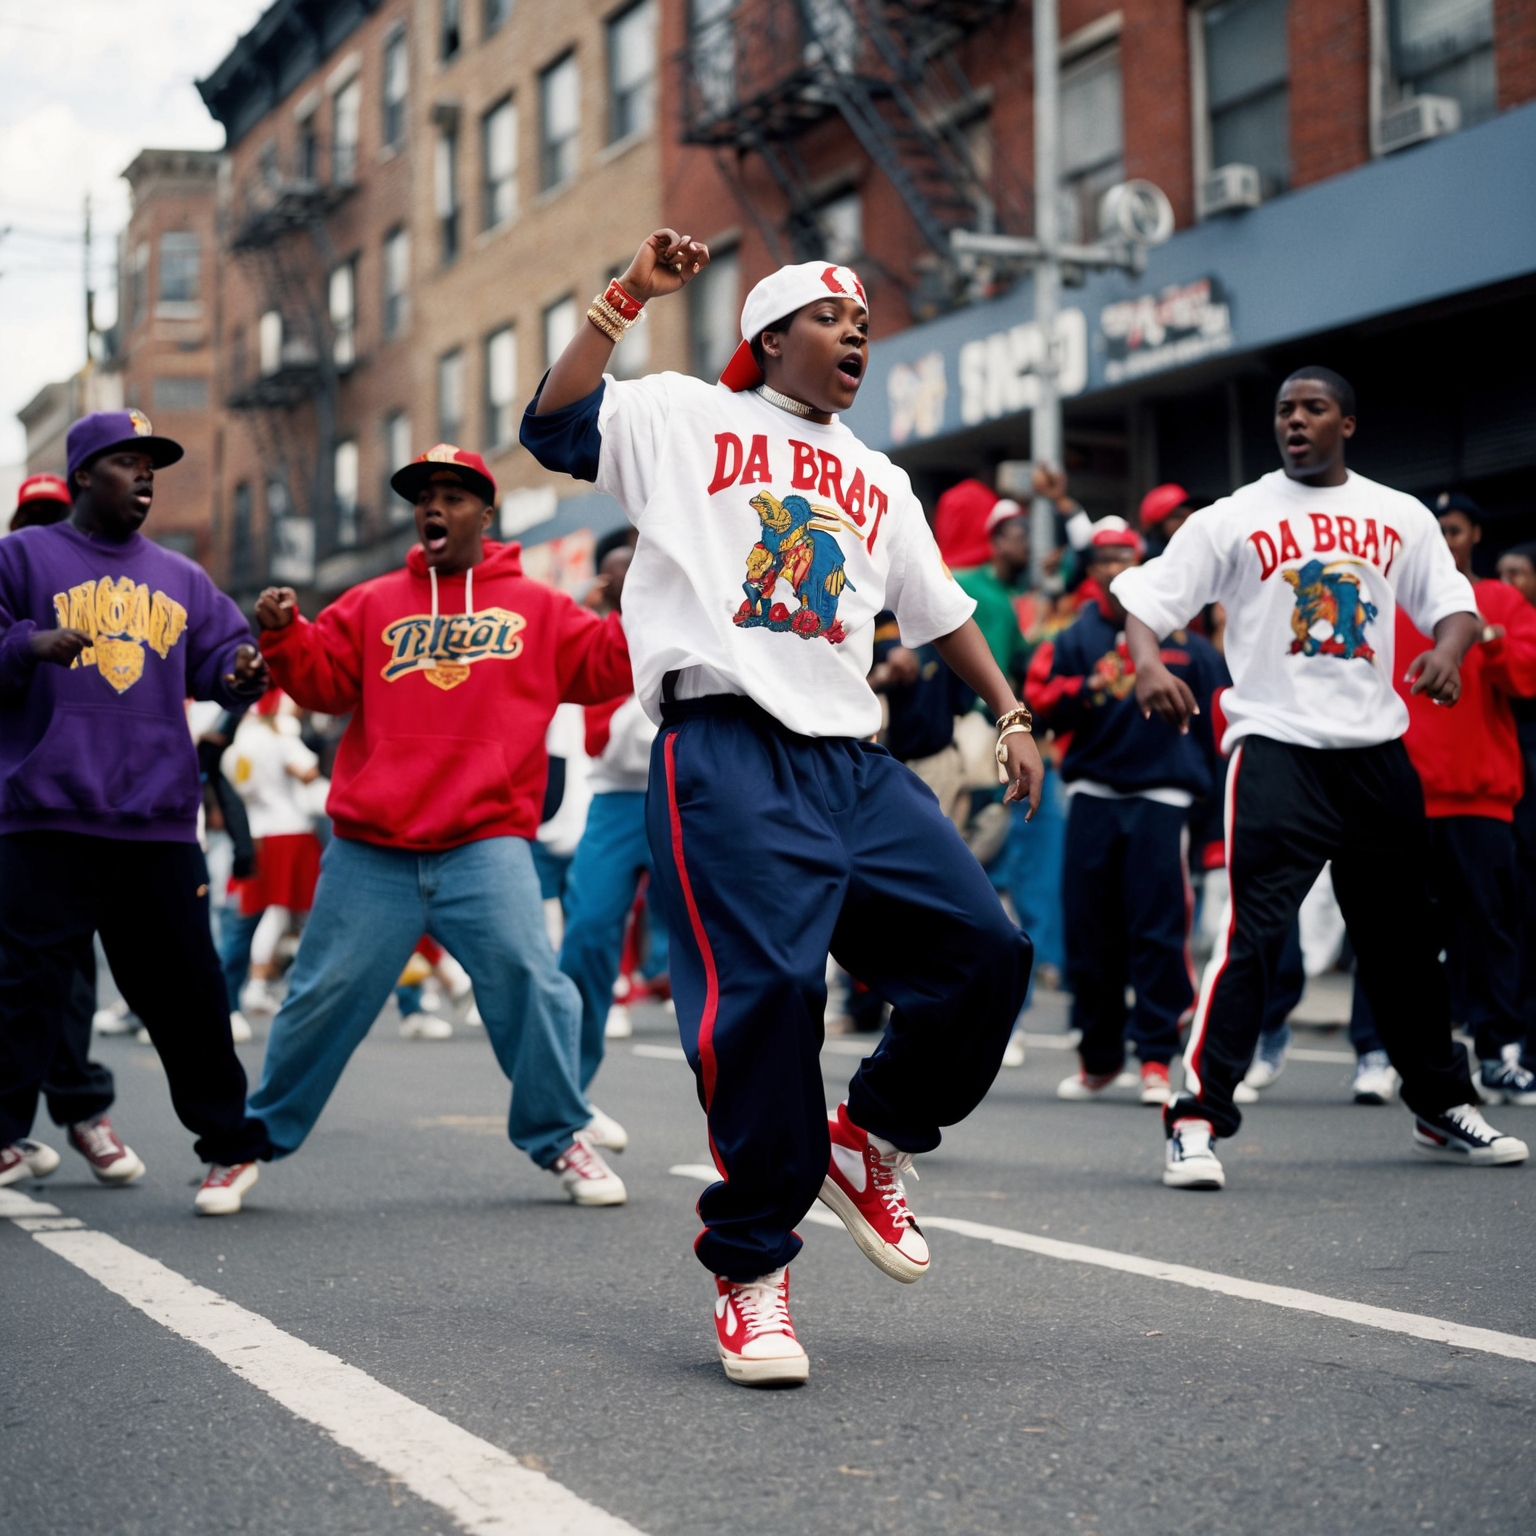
[666,1169,1536,1366]
[0,1187,644,1536]
[631,1043,687,1061]
[643,1035,1355,1065]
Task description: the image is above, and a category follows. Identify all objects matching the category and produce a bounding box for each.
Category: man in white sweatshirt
[1113,366,1527,1188]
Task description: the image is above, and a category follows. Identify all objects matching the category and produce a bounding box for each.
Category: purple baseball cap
[66,410,184,482]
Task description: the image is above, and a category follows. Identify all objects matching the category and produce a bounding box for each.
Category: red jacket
[260,541,631,850]
[1396,578,1536,821]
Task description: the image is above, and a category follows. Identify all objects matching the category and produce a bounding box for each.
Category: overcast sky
[0,0,270,467]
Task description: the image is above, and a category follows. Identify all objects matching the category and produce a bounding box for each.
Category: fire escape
[679,0,1016,310]
[223,169,355,595]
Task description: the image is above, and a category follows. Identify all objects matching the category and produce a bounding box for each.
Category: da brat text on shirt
[1248,512,1404,581]
[707,433,892,552]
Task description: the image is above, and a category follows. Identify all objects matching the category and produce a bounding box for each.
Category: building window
[816,189,861,264]
[298,115,320,180]
[1389,0,1495,127]
[382,227,410,339]
[436,126,460,264]
[438,348,466,441]
[129,241,150,327]
[158,231,201,304]
[232,481,256,583]
[269,477,315,584]
[689,246,739,381]
[1201,0,1289,197]
[482,97,518,230]
[690,0,736,118]
[441,0,462,60]
[1060,44,1123,242]
[484,326,518,449]
[329,260,357,368]
[383,410,414,522]
[606,261,650,379]
[152,376,209,412]
[543,296,578,370]
[383,27,409,148]
[608,0,657,143]
[258,310,284,375]
[334,439,360,548]
[333,78,362,184]
[540,53,580,190]
[485,0,512,35]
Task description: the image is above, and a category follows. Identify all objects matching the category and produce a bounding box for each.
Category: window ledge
[377,141,405,165]
[535,176,578,209]
[475,212,522,248]
[597,127,653,165]
[155,302,203,321]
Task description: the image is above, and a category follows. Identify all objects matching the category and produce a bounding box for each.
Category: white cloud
[0,0,270,464]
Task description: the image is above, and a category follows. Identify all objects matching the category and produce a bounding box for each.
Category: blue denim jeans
[990,765,1066,978]
[558,792,658,1090]
[248,835,589,1168]
[216,907,260,1009]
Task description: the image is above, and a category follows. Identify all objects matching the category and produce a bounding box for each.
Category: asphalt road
[4,991,1533,1536]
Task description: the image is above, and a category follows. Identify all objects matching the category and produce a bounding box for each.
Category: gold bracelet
[995,722,1031,781]
[585,302,625,344]
[592,295,630,332]
[996,704,1033,732]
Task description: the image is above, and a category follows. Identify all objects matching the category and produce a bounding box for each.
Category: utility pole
[83,193,96,365]
[1030,0,1061,588]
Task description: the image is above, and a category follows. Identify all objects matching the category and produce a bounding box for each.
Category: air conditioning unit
[1199,163,1262,218]
[1378,94,1461,155]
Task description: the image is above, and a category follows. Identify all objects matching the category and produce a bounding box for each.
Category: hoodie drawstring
[428,565,475,657]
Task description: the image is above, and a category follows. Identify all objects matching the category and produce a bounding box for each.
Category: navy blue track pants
[646,698,1033,1280]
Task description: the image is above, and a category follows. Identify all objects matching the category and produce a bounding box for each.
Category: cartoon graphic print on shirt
[734,491,855,644]
[1282,560,1378,661]
[51,576,188,693]
[380,607,527,690]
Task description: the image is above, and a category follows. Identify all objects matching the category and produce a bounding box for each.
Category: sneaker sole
[817,1175,928,1283]
[0,1160,33,1188]
[564,1181,628,1207]
[1162,1164,1225,1190]
[1353,1091,1390,1106]
[195,1165,258,1216]
[87,1154,145,1186]
[1140,1088,1171,1106]
[719,1346,809,1387]
[1412,1135,1529,1166]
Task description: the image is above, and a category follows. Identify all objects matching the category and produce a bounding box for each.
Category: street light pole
[1030,0,1061,587]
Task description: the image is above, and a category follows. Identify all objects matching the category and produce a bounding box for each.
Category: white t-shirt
[595,374,976,738]
[587,695,657,795]
[1110,469,1476,752]
[222,718,320,840]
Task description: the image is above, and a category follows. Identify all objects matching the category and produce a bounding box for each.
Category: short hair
[1499,541,1536,570]
[749,309,799,377]
[1278,366,1356,418]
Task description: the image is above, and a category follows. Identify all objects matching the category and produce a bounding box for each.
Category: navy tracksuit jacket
[1027,597,1229,1073]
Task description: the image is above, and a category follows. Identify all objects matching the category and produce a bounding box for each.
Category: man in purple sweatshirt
[0,411,275,1215]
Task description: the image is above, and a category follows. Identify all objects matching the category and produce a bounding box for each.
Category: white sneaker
[195,1162,258,1215]
[1057,1069,1118,1100]
[604,1003,633,1040]
[583,1105,629,1152]
[400,1011,453,1040]
[1001,1030,1026,1068]
[436,952,474,1002]
[93,1000,135,1036]
[1352,1050,1398,1105]
[1233,1081,1260,1104]
[1163,1118,1225,1189]
[551,1136,627,1205]
[229,1010,253,1044]
[15,1137,61,1178]
[1412,1103,1529,1165]
[68,1116,145,1184]
[463,1000,484,1027]
[134,1025,153,1046]
[713,1268,809,1387]
[239,977,280,1014]
[1243,1052,1286,1091]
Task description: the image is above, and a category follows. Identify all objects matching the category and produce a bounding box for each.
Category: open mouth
[422,517,449,554]
[132,492,152,511]
[1285,434,1311,456]
[836,352,864,383]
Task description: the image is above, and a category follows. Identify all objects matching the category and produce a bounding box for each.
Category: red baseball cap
[1088,518,1145,559]
[16,472,71,511]
[390,444,498,506]
[1139,483,1190,527]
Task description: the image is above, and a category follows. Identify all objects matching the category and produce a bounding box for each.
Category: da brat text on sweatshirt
[0,522,261,841]
[259,541,631,851]
[1110,470,1476,753]
[521,373,975,739]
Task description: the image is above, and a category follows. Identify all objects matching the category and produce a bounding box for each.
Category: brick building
[662,0,1536,547]
[195,0,678,603]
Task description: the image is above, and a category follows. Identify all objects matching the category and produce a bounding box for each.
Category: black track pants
[1165,735,1474,1139]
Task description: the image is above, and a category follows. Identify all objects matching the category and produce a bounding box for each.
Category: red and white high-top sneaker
[819,1102,930,1283]
[713,1267,808,1387]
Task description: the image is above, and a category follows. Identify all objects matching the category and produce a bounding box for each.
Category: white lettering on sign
[887,351,948,445]
[957,308,1088,427]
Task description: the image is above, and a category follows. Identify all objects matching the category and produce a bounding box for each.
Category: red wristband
[604,279,644,323]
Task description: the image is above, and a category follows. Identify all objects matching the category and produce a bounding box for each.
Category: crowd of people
[1,230,1532,1389]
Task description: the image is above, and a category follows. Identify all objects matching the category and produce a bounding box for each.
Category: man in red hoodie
[1351,493,1536,1105]
[247,445,634,1204]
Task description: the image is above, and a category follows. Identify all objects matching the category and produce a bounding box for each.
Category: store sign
[1101,276,1232,383]
[887,351,948,445]
[956,308,1088,427]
